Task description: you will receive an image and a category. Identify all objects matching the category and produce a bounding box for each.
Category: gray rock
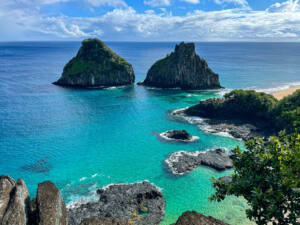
[54,38,135,88]
[36,181,67,225]
[139,42,221,90]
[79,218,129,225]
[159,130,199,143]
[172,211,229,225]
[165,148,233,175]
[1,179,30,225]
[0,175,16,221]
[68,181,165,225]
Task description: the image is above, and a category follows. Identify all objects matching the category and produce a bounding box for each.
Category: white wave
[91,173,98,178]
[79,177,87,181]
[250,81,300,94]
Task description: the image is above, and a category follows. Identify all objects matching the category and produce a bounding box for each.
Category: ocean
[1,42,300,224]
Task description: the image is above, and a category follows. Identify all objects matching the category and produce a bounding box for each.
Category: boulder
[165,148,233,175]
[0,175,16,221]
[1,179,30,225]
[54,38,135,88]
[68,181,165,225]
[36,181,67,225]
[139,42,221,90]
[172,211,229,225]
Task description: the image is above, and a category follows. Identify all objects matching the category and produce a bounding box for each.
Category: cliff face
[140,42,221,90]
[54,38,135,88]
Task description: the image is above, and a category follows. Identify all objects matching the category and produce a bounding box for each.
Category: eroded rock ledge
[165,148,233,175]
[68,181,165,225]
[172,211,229,225]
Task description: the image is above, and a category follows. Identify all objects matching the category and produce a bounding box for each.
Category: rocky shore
[0,175,230,225]
[138,42,221,90]
[54,38,135,88]
[165,148,233,175]
[159,130,199,143]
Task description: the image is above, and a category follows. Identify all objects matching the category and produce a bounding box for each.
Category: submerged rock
[1,179,30,225]
[172,211,229,225]
[165,148,233,175]
[159,130,199,143]
[68,181,165,225]
[0,175,16,221]
[36,181,67,225]
[21,158,51,174]
[54,38,135,88]
[79,218,129,225]
[139,42,221,90]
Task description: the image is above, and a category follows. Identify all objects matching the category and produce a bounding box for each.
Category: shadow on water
[21,158,51,174]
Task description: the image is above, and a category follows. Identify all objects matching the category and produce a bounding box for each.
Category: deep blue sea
[1,42,300,225]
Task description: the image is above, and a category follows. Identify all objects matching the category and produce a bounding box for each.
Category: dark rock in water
[79,218,129,225]
[68,181,165,225]
[36,181,67,225]
[0,175,16,221]
[139,42,221,90]
[159,130,199,143]
[172,211,229,225]
[165,148,233,175]
[1,179,30,225]
[54,38,135,88]
[21,158,51,174]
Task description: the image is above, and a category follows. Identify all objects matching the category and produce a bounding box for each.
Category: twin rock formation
[54,39,221,90]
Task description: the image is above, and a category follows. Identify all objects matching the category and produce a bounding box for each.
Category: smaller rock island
[138,42,221,90]
[159,130,199,143]
[54,38,135,88]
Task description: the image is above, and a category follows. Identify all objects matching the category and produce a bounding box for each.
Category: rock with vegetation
[139,42,221,90]
[1,179,30,225]
[68,181,165,225]
[165,148,233,175]
[36,181,67,225]
[54,38,135,88]
[171,211,229,225]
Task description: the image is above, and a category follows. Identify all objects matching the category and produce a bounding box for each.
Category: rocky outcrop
[54,38,135,88]
[0,175,16,221]
[1,179,30,225]
[68,181,165,225]
[79,218,129,225]
[36,181,67,225]
[172,211,229,225]
[159,130,199,143]
[165,148,233,175]
[139,42,221,90]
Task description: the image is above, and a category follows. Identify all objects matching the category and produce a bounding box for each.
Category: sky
[0,0,300,41]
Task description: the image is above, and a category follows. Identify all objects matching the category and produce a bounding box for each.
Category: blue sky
[0,0,300,41]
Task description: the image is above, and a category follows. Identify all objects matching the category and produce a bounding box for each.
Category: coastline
[271,86,300,100]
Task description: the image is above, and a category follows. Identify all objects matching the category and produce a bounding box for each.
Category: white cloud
[86,0,127,7]
[144,0,171,7]
[214,0,249,7]
[181,0,200,4]
[267,0,299,12]
[0,0,300,41]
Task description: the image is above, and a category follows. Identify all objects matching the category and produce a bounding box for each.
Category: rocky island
[165,148,233,175]
[138,42,221,90]
[54,38,135,88]
[159,130,199,143]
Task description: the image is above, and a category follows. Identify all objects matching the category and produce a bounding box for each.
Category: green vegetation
[210,130,300,225]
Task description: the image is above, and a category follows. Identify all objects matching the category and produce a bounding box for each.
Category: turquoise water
[1,42,300,224]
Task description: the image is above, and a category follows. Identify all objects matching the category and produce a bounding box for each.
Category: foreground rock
[165,148,233,175]
[159,130,199,143]
[54,38,135,88]
[36,181,67,225]
[68,181,165,225]
[1,179,30,225]
[172,211,229,225]
[139,42,221,90]
[80,218,129,225]
[0,175,16,221]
